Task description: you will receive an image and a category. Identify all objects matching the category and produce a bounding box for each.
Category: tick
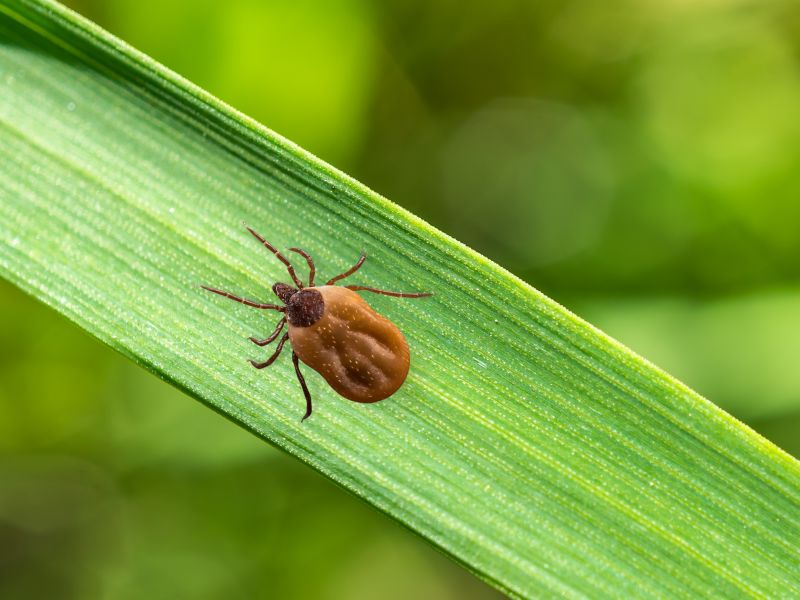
[201,224,432,421]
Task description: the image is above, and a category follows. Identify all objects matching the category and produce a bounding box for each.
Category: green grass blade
[1,0,798,597]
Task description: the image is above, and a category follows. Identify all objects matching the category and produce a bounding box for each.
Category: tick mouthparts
[272,282,297,304]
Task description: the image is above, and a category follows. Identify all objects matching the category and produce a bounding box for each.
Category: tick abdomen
[288,286,410,403]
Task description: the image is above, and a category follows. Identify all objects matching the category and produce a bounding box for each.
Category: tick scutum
[286,288,325,327]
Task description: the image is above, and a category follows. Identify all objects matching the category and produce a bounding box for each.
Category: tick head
[272,282,297,304]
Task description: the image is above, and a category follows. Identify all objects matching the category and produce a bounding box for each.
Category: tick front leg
[249,332,289,368]
[243,223,304,289]
[250,317,286,346]
[201,285,285,311]
[293,352,313,422]
[289,247,316,287]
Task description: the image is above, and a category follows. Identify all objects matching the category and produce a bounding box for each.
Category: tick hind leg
[250,317,286,346]
[292,352,313,422]
[250,332,289,368]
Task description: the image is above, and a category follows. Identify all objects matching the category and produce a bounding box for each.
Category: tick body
[202,224,431,421]
[288,286,410,403]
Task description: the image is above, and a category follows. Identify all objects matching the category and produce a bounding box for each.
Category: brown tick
[202,224,432,421]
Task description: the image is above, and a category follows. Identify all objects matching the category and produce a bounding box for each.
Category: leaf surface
[1,1,798,596]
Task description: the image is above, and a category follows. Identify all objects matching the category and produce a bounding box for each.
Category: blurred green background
[2,0,800,597]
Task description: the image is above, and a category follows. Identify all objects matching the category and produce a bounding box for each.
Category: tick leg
[326,251,366,285]
[201,285,285,310]
[249,332,289,368]
[293,351,313,422]
[243,223,304,289]
[345,285,433,299]
[289,247,316,287]
[250,316,286,346]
